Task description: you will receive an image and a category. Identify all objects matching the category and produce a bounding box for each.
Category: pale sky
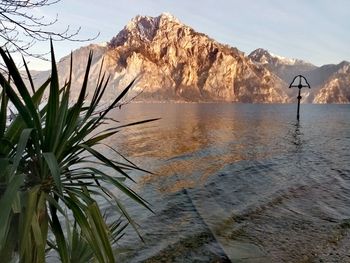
[10,0,350,70]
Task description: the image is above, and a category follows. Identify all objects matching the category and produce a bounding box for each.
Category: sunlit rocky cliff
[34,13,349,103]
[313,62,350,103]
[105,13,289,102]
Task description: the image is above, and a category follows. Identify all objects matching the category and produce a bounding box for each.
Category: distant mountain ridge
[248,48,350,103]
[248,48,317,83]
[33,13,350,103]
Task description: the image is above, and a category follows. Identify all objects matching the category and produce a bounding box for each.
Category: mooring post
[289,75,310,121]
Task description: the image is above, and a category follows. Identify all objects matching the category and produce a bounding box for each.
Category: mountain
[32,13,349,103]
[34,13,289,103]
[248,48,317,83]
[249,48,350,103]
[314,61,350,103]
[31,43,108,100]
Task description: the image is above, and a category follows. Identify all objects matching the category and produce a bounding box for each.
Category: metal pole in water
[297,88,301,121]
[289,75,311,121]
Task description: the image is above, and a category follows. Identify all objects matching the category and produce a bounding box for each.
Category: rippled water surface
[106,103,350,262]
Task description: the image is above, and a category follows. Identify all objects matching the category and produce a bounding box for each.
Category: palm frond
[0,42,156,262]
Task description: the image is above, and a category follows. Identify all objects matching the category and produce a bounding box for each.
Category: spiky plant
[0,42,155,263]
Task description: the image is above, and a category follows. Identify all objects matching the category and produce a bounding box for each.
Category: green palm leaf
[0,42,156,262]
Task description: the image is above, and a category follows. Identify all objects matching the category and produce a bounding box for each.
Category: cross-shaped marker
[289,75,311,121]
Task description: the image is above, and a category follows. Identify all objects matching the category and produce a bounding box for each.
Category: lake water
[104,103,350,262]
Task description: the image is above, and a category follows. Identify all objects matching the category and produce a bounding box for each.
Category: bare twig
[0,0,99,63]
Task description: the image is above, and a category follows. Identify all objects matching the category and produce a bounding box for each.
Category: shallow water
[105,103,350,262]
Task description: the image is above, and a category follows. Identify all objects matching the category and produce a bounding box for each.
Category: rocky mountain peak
[248,48,317,89]
[98,14,289,103]
[158,12,182,24]
[248,48,272,64]
[337,61,350,72]
[249,48,307,66]
[109,13,184,47]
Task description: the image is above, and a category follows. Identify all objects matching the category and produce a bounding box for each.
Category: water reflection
[290,121,303,152]
[106,103,350,262]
